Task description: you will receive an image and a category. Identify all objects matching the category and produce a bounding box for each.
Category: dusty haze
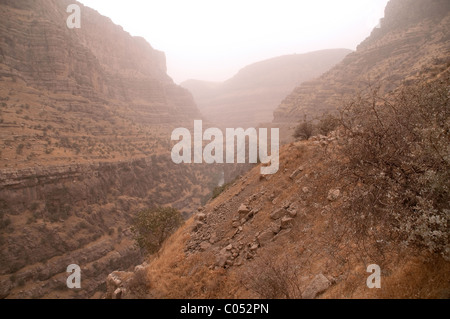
[78,0,389,83]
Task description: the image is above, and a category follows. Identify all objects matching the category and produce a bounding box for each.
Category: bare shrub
[241,253,302,299]
[127,266,151,297]
[317,113,340,136]
[293,116,314,140]
[337,73,449,257]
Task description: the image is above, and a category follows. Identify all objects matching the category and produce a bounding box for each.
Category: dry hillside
[104,0,450,300]
[107,81,450,298]
[0,0,223,299]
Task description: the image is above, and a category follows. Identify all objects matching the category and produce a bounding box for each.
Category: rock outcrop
[0,0,200,123]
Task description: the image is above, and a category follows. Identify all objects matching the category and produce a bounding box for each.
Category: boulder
[270,208,287,220]
[302,274,331,299]
[238,204,250,216]
[281,217,294,229]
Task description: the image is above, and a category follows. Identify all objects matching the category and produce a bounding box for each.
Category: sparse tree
[131,206,184,255]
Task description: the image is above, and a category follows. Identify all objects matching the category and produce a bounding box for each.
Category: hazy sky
[78,0,390,83]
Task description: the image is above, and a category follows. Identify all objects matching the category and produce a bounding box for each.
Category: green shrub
[212,183,229,199]
[131,206,183,255]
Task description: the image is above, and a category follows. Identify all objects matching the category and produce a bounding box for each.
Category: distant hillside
[273,0,450,125]
[181,49,351,128]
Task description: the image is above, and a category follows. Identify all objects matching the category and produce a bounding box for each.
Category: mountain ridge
[181,49,351,128]
[273,0,450,125]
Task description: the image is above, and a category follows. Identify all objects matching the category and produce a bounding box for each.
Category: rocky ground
[106,134,450,299]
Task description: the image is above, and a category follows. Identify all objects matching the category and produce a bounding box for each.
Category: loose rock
[238,204,250,216]
[302,274,331,299]
[290,166,304,180]
[270,208,287,220]
[281,217,294,229]
[327,189,341,202]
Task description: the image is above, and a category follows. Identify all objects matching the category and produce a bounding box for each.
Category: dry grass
[143,138,450,299]
[146,220,229,299]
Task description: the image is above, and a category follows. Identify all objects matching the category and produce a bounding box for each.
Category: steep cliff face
[0,156,220,298]
[0,0,199,123]
[273,0,450,124]
[0,0,204,169]
[0,0,221,299]
[182,49,351,128]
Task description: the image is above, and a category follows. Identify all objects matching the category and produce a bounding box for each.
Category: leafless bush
[127,266,150,297]
[317,113,340,136]
[294,113,340,140]
[293,116,314,140]
[241,253,303,299]
[337,73,449,257]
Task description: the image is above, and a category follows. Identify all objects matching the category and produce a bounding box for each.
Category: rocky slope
[0,155,222,298]
[181,49,351,128]
[273,0,450,125]
[109,131,449,299]
[104,0,450,300]
[0,0,223,299]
